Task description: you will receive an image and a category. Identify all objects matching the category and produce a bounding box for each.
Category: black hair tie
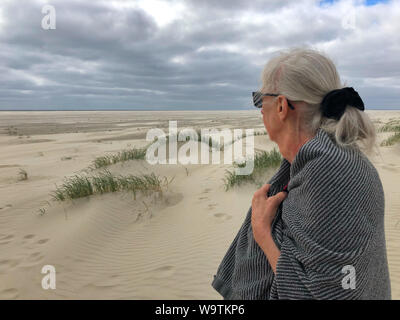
[320,87,365,120]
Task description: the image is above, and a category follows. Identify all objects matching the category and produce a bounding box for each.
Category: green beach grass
[51,169,170,202]
[380,120,400,146]
[89,146,148,170]
[223,148,282,191]
[88,129,269,171]
[193,129,267,152]
[379,119,400,133]
[381,132,400,147]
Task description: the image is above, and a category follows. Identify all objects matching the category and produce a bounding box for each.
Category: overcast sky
[0,0,399,110]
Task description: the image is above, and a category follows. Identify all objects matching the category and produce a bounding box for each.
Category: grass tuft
[51,170,165,202]
[88,129,269,171]
[380,119,400,146]
[381,132,400,147]
[89,147,148,170]
[379,123,400,133]
[223,148,282,191]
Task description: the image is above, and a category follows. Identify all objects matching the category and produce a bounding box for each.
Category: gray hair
[260,47,377,155]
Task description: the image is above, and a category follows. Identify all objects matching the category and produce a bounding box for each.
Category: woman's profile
[212,47,391,300]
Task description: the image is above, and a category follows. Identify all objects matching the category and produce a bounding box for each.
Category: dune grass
[223,148,282,191]
[89,129,268,171]
[190,129,267,152]
[51,169,167,202]
[381,132,400,147]
[51,174,93,201]
[379,121,400,133]
[87,128,268,171]
[379,120,400,146]
[89,146,148,170]
[223,170,254,190]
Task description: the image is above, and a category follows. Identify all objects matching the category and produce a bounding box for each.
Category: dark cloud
[0,0,398,110]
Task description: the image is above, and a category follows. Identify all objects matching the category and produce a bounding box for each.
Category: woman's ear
[277,97,289,121]
[277,96,285,112]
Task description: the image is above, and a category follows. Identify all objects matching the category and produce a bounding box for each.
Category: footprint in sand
[198,196,208,200]
[20,234,35,245]
[0,234,13,239]
[201,188,212,194]
[213,213,233,222]
[0,259,20,272]
[37,239,50,245]
[20,252,45,268]
[0,204,12,211]
[207,203,218,210]
[27,252,44,263]
[151,265,175,278]
[20,235,49,248]
[0,234,14,245]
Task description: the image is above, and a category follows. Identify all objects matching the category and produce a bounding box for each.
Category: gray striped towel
[212,128,391,299]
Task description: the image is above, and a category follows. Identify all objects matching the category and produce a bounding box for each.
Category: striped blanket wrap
[212,128,391,299]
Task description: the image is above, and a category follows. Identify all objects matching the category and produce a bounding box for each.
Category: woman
[211,47,391,299]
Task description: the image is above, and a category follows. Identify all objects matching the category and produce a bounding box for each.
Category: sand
[0,110,399,299]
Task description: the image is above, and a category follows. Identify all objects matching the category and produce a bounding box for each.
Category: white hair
[260,46,378,155]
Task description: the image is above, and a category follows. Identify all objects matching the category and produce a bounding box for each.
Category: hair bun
[321,87,365,120]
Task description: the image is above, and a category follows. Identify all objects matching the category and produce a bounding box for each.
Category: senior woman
[211,48,391,300]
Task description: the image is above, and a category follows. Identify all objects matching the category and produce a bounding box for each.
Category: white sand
[0,110,399,299]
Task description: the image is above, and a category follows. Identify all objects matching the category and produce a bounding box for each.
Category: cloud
[0,0,398,110]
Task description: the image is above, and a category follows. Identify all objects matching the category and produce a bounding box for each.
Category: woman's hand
[251,184,288,245]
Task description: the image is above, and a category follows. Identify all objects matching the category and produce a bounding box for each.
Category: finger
[254,184,269,199]
[259,183,271,194]
[270,191,288,205]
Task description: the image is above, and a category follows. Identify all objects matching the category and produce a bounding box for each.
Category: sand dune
[0,110,399,299]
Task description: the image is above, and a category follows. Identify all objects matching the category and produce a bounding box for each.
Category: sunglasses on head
[252,91,295,110]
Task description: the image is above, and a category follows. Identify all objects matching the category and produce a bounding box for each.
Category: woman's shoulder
[287,131,385,228]
[295,129,383,196]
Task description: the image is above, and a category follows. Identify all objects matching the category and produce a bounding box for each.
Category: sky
[0,0,399,110]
